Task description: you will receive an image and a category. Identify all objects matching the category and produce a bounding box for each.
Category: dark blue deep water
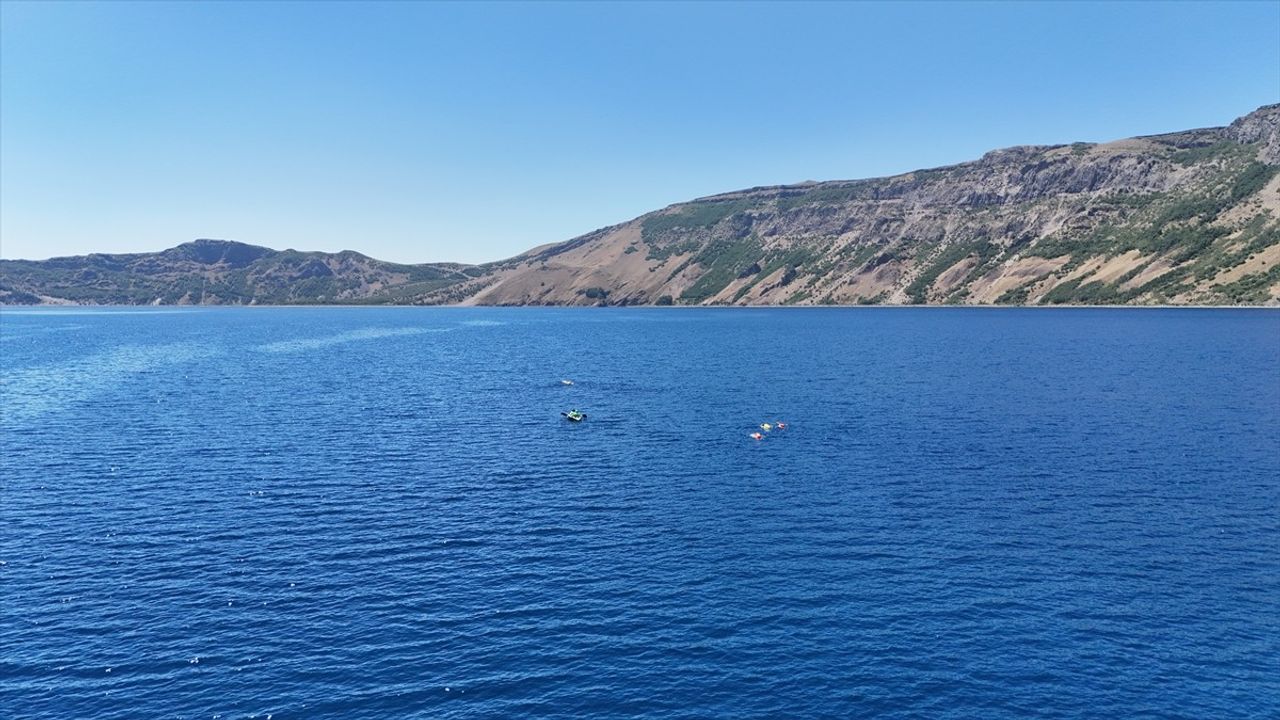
[2,307,1278,719]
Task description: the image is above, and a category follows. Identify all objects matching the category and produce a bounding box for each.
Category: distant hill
[3,105,1277,306]
[0,239,480,305]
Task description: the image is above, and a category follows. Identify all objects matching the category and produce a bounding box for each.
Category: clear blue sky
[2,1,1277,264]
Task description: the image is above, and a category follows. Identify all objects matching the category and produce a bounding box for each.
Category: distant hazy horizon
[2,1,1277,264]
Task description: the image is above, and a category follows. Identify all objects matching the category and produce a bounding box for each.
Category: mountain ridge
[0,238,480,305]
[4,105,1278,306]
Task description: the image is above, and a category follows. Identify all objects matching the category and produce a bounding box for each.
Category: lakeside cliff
[4,105,1277,306]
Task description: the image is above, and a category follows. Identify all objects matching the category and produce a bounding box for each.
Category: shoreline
[2,303,1278,311]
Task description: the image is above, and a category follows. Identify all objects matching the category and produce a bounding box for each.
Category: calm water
[2,307,1278,719]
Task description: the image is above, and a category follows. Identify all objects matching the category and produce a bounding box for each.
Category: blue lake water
[2,307,1278,719]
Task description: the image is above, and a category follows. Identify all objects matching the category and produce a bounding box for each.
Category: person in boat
[563,409,586,422]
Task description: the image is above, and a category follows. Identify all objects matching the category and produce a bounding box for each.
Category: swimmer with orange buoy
[749,432,764,440]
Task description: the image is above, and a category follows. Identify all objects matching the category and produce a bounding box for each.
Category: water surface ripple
[1,307,1277,719]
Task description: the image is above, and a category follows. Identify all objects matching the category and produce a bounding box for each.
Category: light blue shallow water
[1,307,1278,719]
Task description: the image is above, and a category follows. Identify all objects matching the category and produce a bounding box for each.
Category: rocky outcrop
[1225,104,1280,164]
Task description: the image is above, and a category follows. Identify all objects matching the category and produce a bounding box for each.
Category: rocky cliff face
[1227,105,1280,163]
[428,104,1279,307]
[4,105,1278,306]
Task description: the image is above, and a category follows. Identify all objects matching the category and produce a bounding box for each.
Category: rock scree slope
[4,104,1278,306]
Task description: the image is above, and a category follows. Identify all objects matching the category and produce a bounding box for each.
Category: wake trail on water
[0,325,89,342]
[254,327,449,354]
[0,342,217,423]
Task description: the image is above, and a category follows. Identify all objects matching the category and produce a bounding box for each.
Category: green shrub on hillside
[679,235,763,302]
[996,286,1031,305]
[776,185,865,211]
[1215,264,1280,303]
[646,238,700,262]
[1230,162,1278,202]
[641,200,753,240]
[1040,278,1082,304]
[1169,141,1236,166]
[904,242,998,304]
